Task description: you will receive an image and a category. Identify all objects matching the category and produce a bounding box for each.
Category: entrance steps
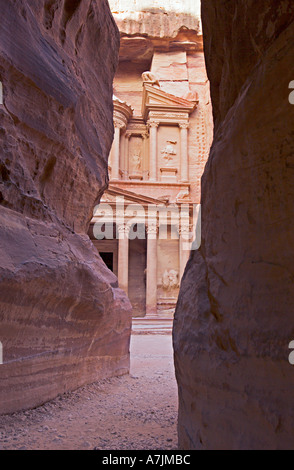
[132,315,173,335]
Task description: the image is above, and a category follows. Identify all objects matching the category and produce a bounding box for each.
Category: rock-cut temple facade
[90,1,213,317]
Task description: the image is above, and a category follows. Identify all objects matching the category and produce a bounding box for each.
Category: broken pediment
[142,82,198,121]
[101,185,167,207]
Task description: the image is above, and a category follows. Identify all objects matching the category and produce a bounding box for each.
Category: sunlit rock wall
[174,0,294,450]
[0,0,132,414]
[109,0,201,44]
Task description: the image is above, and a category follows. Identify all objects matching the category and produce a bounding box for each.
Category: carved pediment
[102,185,167,207]
[142,83,198,121]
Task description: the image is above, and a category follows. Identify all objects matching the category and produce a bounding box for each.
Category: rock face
[174,0,294,450]
[110,0,201,37]
[109,0,202,64]
[0,0,132,414]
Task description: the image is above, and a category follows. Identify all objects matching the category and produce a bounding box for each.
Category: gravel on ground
[0,335,178,450]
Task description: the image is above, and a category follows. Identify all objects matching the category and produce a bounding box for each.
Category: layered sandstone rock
[174,0,294,450]
[109,0,202,64]
[0,0,132,414]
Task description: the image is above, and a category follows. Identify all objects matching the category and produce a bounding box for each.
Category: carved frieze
[149,111,188,120]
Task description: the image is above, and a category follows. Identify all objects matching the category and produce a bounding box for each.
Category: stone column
[112,98,133,180]
[112,123,122,181]
[180,122,189,183]
[179,225,191,282]
[118,224,130,295]
[123,132,131,180]
[112,119,125,180]
[146,222,158,316]
[142,133,148,180]
[148,121,159,182]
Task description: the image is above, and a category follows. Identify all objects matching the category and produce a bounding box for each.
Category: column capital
[147,120,160,129]
[113,117,126,131]
[179,122,189,130]
[179,224,194,243]
[117,223,130,235]
[179,225,190,236]
[146,222,158,237]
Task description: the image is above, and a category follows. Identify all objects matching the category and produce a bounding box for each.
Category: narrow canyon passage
[2,0,293,451]
[0,334,178,450]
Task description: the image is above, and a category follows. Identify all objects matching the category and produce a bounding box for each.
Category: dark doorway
[100,252,114,272]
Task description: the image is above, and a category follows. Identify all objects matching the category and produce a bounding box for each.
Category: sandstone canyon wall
[110,0,202,63]
[0,0,132,414]
[174,0,294,449]
[110,0,201,37]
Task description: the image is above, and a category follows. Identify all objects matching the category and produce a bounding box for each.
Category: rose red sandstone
[174,0,294,450]
[0,0,132,414]
[109,0,202,66]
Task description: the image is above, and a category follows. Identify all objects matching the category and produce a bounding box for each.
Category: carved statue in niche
[142,71,160,88]
[162,270,179,291]
[129,136,143,178]
[161,140,177,166]
[132,152,142,172]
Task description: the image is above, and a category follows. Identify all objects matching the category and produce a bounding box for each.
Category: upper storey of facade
[107,0,212,206]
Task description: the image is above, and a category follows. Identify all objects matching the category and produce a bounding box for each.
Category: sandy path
[0,335,178,450]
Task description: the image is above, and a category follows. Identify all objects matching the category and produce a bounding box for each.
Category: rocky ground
[0,335,178,450]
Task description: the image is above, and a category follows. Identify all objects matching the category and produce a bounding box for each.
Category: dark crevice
[40,156,57,184]
[0,163,10,182]
[60,0,82,44]
[44,0,59,30]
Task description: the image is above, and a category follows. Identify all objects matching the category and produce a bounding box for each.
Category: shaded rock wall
[174,0,294,449]
[0,0,132,414]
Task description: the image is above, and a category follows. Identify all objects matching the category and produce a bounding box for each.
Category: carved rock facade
[92,1,212,318]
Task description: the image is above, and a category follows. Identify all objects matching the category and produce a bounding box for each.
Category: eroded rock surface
[174,0,294,449]
[109,0,202,64]
[0,0,132,414]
